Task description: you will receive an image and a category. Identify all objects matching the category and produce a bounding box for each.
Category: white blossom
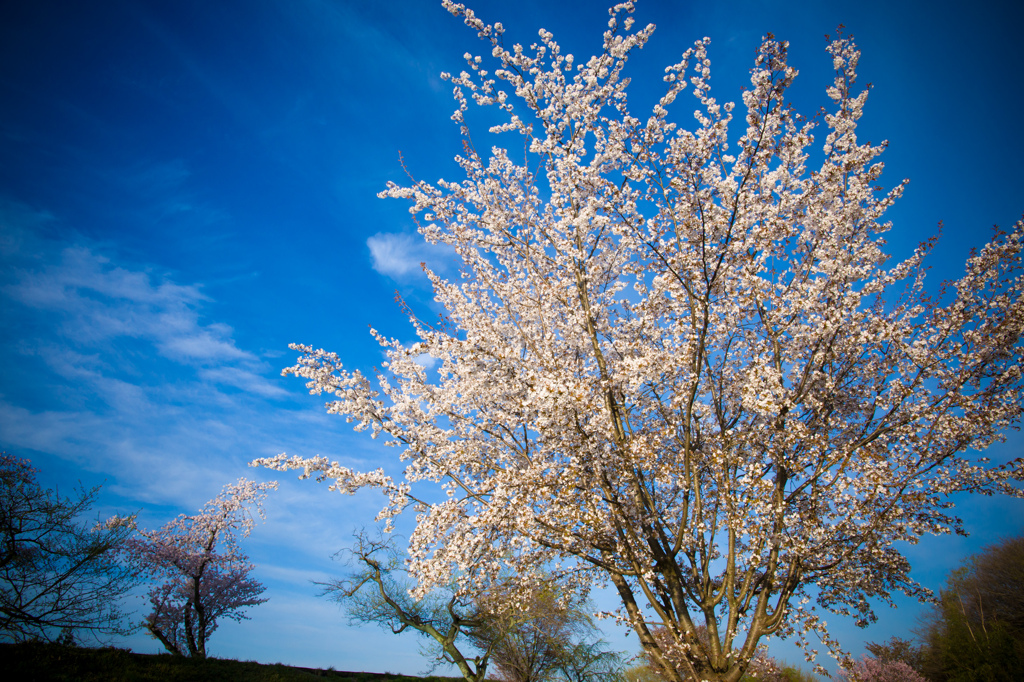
[258,7,1024,681]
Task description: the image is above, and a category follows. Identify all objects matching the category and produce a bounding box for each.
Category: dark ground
[0,641,465,682]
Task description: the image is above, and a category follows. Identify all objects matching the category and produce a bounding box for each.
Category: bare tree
[555,639,624,682]
[0,454,137,643]
[323,532,623,682]
[320,531,495,682]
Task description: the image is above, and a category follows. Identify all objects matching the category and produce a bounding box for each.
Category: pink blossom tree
[256,2,1024,680]
[836,655,928,682]
[125,478,276,658]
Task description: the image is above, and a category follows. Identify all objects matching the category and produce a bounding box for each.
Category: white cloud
[24,344,153,411]
[199,366,289,398]
[0,402,111,463]
[367,232,427,278]
[0,227,300,499]
[8,245,206,308]
[0,204,437,671]
[5,246,256,366]
[366,232,454,280]
[411,351,439,371]
[158,326,253,364]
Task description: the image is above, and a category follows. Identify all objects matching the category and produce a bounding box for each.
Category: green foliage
[620,665,663,682]
[773,663,819,682]
[468,584,621,682]
[319,532,495,682]
[916,533,1024,682]
[549,638,625,682]
[921,591,1020,682]
[323,532,624,682]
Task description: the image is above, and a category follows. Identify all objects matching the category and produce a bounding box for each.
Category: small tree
[468,583,612,682]
[320,531,494,682]
[836,655,927,682]
[555,639,624,682]
[323,531,621,682]
[0,454,136,643]
[863,636,924,674]
[623,665,669,682]
[125,478,275,658]
[774,665,818,682]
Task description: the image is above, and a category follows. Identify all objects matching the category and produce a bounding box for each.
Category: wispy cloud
[366,231,454,280]
[5,245,256,368]
[0,200,54,257]
[0,203,299,503]
[159,324,253,364]
[20,343,153,411]
[199,367,289,399]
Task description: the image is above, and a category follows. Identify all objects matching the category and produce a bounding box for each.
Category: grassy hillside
[0,641,464,682]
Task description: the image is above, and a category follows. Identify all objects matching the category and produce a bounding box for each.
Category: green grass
[0,641,465,682]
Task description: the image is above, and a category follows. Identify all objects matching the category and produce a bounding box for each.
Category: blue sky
[1,0,1021,674]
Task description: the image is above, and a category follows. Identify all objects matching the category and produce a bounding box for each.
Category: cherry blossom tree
[863,637,924,674]
[125,478,276,658]
[836,655,927,682]
[257,2,1024,680]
